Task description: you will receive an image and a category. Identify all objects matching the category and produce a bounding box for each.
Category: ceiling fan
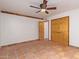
[30,0,56,14]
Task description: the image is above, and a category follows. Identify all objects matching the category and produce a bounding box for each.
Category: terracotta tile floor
[0,40,79,59]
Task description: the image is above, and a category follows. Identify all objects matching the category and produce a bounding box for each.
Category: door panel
[39,21,44,40]
[51,16,69,46]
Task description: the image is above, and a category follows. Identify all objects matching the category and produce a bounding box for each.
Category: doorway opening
[44,21,49,40]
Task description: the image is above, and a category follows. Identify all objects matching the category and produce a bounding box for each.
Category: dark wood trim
[1,10,43,20]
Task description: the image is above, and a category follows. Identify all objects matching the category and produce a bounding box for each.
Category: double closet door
[51,16,69,46]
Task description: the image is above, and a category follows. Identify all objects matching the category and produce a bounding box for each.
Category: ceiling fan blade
[47,7,56,10]
[30,5,40,9]
[45,11,49,14]
[36,10,41,13]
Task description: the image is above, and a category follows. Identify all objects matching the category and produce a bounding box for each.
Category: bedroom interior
[0,0,79,59]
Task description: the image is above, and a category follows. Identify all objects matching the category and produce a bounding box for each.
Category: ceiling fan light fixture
[30,0,56,14]
[41,9,46,12]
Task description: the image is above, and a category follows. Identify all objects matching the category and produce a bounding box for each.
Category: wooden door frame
[51,16,69,46]
[39,21,49,40]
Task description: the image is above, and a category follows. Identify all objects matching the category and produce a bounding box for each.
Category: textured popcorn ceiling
[0,0,79,18]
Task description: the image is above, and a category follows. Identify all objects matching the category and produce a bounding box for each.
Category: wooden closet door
[39,21,44,40]
[51,16,69,46]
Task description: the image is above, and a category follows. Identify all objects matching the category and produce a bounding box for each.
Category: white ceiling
[0,0,79,19]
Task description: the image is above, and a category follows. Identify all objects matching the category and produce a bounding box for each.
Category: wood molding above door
[51,16,69,46]
[1,10,43,20]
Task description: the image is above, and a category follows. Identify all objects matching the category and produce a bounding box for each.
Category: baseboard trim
[69,45,79,48]
[1,39,39,47]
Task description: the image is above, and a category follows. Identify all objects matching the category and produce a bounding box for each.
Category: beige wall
[0,12,39,46]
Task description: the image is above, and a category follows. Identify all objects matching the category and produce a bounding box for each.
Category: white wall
[0,13,39,46]
[48,9,79,47]
[44,22,48,39]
